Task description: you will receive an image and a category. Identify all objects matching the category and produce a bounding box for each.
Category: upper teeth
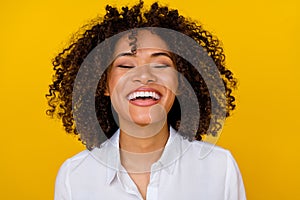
[127,91,160,100]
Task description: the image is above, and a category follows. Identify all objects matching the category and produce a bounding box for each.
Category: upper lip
[127,87,162,100]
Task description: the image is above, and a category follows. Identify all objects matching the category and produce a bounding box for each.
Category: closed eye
[153,65,170,68]
[117,65,135,69]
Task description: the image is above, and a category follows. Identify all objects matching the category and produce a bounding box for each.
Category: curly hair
[46,1,237,150]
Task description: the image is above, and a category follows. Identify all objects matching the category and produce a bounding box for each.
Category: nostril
[131,66,157,84]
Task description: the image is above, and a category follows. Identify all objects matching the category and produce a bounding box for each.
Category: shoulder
[186,140,234,161]
[55,149,110,199]
[55,150,93,186]
[54,150,90,200]
[190,140,246,199]
[181,139,241,179]
[179,140,246,199]
[56,148,109,177]
[57,150,91,172]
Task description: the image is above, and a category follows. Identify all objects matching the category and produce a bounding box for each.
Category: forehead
[113,30,169,56]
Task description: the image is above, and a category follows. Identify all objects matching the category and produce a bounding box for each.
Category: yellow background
[1,0,299,199]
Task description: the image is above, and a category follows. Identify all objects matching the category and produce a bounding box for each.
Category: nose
[131,65,157,84]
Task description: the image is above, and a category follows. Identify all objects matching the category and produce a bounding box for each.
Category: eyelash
[153,65,170,68]
[117,65,170,69]
[117,65,135,68]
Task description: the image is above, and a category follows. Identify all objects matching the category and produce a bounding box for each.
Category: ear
[104,83,110,96]
[104,89,110,96]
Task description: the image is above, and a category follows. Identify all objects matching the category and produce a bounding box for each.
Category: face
[106,30,178,135]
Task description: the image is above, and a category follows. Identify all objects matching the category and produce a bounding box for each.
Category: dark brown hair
[46,1,237,150]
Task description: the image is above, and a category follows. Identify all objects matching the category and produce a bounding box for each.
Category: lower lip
[129,98,160,107]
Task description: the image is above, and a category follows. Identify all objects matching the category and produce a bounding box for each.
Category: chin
[130,115,153,126]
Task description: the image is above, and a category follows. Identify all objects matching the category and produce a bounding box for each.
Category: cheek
[108,79,116,94]
[160,71,179,94]
[107,72,123,94]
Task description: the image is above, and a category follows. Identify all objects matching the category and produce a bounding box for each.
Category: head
[46,1,237,150]
[105,30,178,138]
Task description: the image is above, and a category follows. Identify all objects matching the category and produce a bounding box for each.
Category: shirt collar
[90,127,191,185]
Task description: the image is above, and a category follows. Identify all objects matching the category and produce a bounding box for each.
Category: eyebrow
[114,51,173,60]
[150,52,173,60]
[115,52,135,58]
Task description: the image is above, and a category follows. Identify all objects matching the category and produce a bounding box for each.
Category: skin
[105,30,179,199]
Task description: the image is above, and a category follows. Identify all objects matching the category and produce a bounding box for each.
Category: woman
[47,1,246,199]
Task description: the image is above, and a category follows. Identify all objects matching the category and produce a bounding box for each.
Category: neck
[118,121,170,173]
[119,122,169,153]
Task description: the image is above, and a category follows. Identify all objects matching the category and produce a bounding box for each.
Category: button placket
[146,162,162,200]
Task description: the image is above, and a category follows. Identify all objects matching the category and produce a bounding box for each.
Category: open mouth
[127,91,161,101]
[127,90,161,106]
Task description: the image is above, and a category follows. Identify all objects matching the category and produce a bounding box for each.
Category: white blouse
[55,128,246,200]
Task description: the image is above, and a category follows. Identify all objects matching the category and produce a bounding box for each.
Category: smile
[127,91,161,100]
[127,89,162,107]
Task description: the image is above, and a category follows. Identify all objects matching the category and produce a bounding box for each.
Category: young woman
[47,1,246,199]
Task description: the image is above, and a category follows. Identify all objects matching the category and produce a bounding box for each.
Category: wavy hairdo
[46,1,237,150]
